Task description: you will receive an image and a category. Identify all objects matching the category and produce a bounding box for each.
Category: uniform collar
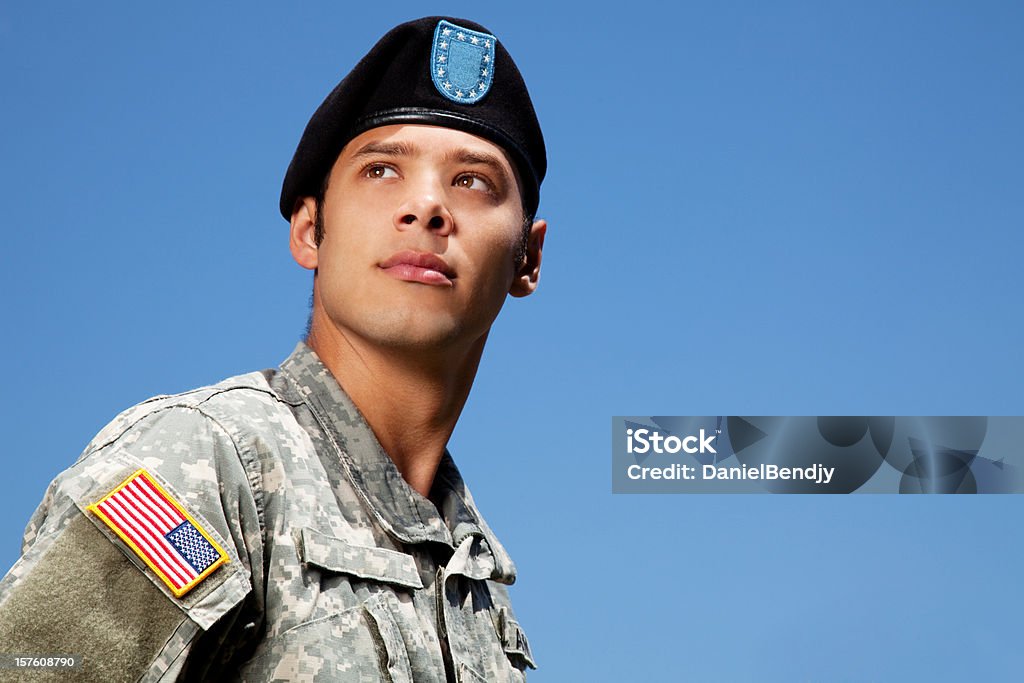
[278,342,516,584]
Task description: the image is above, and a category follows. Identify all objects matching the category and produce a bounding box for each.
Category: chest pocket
[494,604,536,673]
[300,527,424,591]
[238,528,422,682]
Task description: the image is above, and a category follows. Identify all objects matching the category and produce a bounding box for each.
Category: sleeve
[0,406,265,682]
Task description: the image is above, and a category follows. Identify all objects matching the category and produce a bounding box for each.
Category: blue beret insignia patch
[431,20,496,104]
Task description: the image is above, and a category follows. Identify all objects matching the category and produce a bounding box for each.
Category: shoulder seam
[84,380,284,456]
[81,404,267,541]
[191,408,267,545]
[85,404,205,456]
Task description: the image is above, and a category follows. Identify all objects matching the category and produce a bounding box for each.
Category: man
[0,16,545,682]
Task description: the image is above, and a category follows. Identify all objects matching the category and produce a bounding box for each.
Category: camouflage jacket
[0,343,534,682]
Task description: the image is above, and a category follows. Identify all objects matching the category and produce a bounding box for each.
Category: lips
[379,250,455,286]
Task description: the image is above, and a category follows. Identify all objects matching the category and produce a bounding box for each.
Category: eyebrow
[348,140,420,160]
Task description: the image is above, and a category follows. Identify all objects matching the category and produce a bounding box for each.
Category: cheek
[314,237,370,300]
[464,233,521,293]
[318,206,380,270]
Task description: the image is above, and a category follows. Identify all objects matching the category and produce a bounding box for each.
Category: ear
[509,218,546,298]
[290,197,319,270]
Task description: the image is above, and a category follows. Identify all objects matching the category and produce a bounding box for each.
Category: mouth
[378,250,455,287]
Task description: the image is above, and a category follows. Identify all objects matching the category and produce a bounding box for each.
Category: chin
[359,311,473,350]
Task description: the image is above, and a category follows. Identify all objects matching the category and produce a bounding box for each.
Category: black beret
[279,16,546,219]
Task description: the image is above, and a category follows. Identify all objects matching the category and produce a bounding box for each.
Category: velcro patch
[87,469,228,597]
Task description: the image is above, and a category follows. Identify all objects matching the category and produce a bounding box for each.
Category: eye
[365,164,398,179]
[454,173,493,193]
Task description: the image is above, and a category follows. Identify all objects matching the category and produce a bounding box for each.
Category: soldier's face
[293,124,544,352]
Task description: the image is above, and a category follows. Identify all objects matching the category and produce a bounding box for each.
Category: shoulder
[61,367,308,540]
[0,376,284,680]
[70,368,312,493]
[20,370,297,614]
[59,373,271,510]
[82,370,290,458]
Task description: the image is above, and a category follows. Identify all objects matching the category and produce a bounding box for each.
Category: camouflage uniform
[0,343,535,682]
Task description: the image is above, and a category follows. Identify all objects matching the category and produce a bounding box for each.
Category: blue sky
[2,2,1022,680]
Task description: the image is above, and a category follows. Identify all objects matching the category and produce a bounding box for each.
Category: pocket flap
[496,605,536,669]
[299,527,423,590]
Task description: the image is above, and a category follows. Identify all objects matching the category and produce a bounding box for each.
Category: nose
[393,189,453,236]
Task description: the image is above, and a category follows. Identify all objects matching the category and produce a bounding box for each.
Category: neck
[306,320,486,498]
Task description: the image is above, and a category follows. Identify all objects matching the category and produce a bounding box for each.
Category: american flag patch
[88,469,228,597]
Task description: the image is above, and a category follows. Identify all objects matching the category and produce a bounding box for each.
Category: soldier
[0,16,545,682]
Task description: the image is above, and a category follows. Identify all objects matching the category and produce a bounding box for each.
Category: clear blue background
[2,2,1022,680]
